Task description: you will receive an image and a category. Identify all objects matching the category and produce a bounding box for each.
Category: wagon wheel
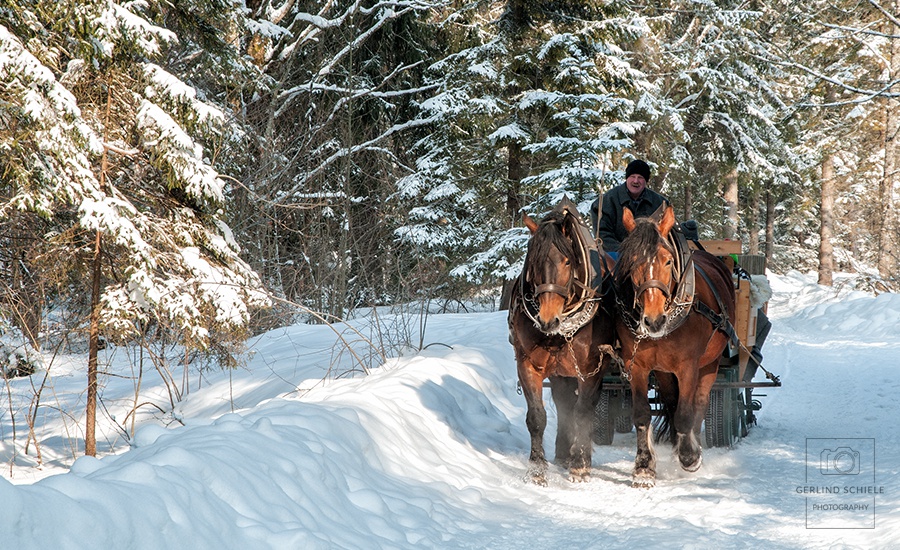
[592,390,615,445]
[615,393,633,434]
[704,370,742,448]
[704,388,732,448]
[615,413,633,434]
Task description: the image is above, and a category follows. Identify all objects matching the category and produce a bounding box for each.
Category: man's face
[626,173,647,198]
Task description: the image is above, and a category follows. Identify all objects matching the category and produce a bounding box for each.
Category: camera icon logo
[820,447,861,475]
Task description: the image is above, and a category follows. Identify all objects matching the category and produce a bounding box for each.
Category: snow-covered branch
[278,0,439,59]
[867,0,900,28]
[279,115,438,200]
[276,4,422,116]
[761,54,900,104]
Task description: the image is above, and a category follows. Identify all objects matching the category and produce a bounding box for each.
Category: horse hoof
[531,474,548,486]
[527,468,548,486]
[632,470,656,488]
[680,453,702,473]
[568,467,591,483]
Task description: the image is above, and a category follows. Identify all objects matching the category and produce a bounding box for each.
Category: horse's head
[617,204,677,337]
[523,211,576,333]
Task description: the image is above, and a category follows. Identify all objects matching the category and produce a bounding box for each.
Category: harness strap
[636,279,672,300]
[692,264,739,349]
[534,283,570,298]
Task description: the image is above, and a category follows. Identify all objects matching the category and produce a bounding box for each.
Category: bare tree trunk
[684,180,693,221]
[879,6,899,278]
[86,82,113,456]
[818,154,835,286]
[86,229,101,457]
[748,188,761,255]
[506,142,526,226]
[765,183,775,265]
[723,167,739,239]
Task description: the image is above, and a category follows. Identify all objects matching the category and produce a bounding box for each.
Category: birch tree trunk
[748,188,761,255]
[765,184,775,265]
[818,154,835,286]
[723,167,739,240]
[879,1,900,278]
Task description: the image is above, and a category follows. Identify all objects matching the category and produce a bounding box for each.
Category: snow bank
[1,274,898,548]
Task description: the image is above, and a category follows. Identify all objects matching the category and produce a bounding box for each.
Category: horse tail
[653,371,679,444]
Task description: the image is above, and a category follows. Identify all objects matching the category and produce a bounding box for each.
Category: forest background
[0,1,898,455]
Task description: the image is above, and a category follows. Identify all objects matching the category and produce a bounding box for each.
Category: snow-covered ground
[0,271,897,549]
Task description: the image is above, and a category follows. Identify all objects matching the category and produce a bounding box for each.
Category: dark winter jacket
[590,183,668,253]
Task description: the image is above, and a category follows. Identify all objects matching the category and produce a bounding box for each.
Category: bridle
[531,268,574,302]
[518,209,607,335]
[631,240,677,311]
[617,226,694,338]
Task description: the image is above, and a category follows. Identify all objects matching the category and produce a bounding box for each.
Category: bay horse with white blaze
[615,204,736,488]
[508,198,616,484]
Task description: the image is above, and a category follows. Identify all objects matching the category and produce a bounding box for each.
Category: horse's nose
[539,316,560,333]
[643,314,666,333]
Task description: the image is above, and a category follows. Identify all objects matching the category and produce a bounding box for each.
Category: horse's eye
[564,258,571,266]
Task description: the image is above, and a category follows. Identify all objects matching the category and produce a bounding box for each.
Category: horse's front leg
[519,360,549,485]
[630,367,657,488]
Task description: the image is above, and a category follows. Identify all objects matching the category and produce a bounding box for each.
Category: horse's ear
[658,205,676,237]
[523,213,539,234]
[623,207,636,233]
[649,202,667,223]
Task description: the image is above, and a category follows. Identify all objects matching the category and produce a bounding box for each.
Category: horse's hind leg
[674,363,706,472]
[520,361,549,485]
[568,374,601,482]
[692,360,719,436]
[653,371,679,445]
[630,369,657,488]
[674,359,720,472]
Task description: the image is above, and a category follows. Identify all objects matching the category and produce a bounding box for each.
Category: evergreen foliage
[0,0,268,364]
[1,0,898,352]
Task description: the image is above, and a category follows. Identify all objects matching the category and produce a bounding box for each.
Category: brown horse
[614,205,736,488]
[508,198,616,484]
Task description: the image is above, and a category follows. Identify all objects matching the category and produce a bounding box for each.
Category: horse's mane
[525,211,577,279]
[615,218,667,287]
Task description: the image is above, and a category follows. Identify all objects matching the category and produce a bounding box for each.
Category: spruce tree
[1,0,268,451]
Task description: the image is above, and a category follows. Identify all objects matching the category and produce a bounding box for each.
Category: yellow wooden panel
[697,239,742,255]
[734,278,758,381]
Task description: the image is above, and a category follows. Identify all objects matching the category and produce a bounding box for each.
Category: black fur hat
[625,159,651,181]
